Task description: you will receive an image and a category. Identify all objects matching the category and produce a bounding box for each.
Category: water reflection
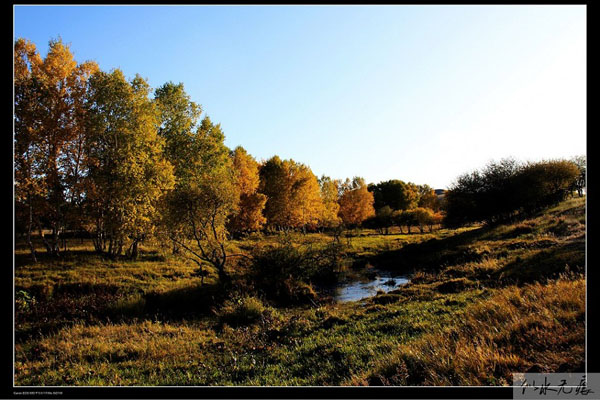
[330,270,410,303]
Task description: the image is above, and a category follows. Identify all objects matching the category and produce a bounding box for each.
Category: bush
[219,296,269,326]
[434,278,476,294]
[250,240,345,304]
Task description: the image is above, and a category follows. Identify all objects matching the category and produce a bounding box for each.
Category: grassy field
[14,197,585,386]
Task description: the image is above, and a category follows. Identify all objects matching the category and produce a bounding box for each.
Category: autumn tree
[227,146,267,235]
[429,210,444,231]
[84,70,174,258]
[14,37,98,258]
[259,156,324,231]
[318,176,342,229]
[15,38,43,260]
[289,162,325,231]
[338,177,375,226]
[417,184,441,211]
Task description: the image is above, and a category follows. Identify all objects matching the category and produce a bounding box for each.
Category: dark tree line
[444,158,584,227]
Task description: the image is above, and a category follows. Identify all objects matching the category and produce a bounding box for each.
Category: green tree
[393,209,417,234]
[153,81,202,254]
[154,82,202,171]
[371,206,394,234]
[84,69,174,258]
[445,158,580,227]
[161,116,239,282]
[369,180,419,211]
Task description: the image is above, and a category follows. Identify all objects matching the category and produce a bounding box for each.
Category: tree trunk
[27,198,37,262]
[37,225,53,253]
[128,240,139,260]
[50,225,60,256]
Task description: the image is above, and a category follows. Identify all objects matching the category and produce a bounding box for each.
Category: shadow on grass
[359,225,492,272]
[141,282,223,320]
[15,280,225,343]
[15,282,127,343]
[15,247,166,269]
[493,241,585,285]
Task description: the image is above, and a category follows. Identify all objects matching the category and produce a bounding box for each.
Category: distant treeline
[14,38,585,275]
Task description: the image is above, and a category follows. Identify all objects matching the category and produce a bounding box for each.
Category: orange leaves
[259,157,325,230]
[338,178,375,226]
[228,147,267,233]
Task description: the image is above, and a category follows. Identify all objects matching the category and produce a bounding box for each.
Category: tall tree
[258,156,290,230]
[84,70,174,258]
[153,81,202,253]
[228,146,267,234]
[288,162,324,231]
[154,82,202,172]
[14,37,99,258]
[161,116,239,282]
[318,176,342,229]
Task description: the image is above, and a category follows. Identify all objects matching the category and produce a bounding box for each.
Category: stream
[321,269,410,303]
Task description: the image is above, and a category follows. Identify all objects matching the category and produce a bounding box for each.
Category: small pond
[322,270,410,303]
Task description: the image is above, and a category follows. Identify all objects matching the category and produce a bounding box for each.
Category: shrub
[219,296,268,326]
[15,290,36,312]
[250,240,345,304]
[434,278,476,294]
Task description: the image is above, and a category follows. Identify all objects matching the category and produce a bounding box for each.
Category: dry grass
[359,275,585,386]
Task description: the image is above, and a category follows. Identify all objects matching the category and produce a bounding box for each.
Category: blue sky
[14,5,586,189]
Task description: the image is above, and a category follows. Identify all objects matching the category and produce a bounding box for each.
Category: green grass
[14,196,586,386]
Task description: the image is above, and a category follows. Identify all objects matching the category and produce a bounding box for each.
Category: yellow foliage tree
[228,146,267,234]
[85,70,174,258]
[318,176,342,228]
[14,37,99,258]
[338,177,375,226]
[259,156,324,231]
